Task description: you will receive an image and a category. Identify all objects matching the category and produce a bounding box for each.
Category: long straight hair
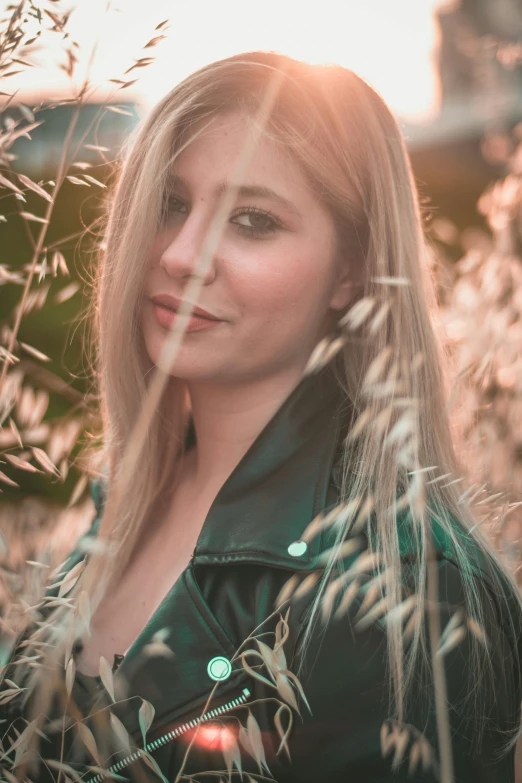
[33,52,521,741]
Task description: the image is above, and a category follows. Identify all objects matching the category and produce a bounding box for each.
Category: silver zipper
[85,686,252,783]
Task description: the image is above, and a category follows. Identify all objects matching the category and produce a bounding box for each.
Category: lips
[150,294,221,321]
[157,302,176,312]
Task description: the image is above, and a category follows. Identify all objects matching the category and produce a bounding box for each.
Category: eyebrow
[166,174,302,218]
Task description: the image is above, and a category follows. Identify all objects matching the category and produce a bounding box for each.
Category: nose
[158,212,217,284]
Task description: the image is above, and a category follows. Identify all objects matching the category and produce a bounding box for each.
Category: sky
[4,0,458,122]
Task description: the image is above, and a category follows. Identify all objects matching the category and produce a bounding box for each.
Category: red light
[185,722,237,751]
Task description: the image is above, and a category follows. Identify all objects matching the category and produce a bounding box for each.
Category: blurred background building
[405,0,522,233]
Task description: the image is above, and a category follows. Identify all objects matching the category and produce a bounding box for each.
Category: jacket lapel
[193,360,351,570]
[78,362,352,746]
[89,566,250,743]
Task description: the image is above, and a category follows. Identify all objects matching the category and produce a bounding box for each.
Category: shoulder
[282,504,522,781]
[396,503,522,650]
[397,502,499,584]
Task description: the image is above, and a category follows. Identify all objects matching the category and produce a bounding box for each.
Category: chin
[142,336,221,379]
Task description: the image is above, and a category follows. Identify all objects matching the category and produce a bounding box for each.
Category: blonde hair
[36,52,521,746]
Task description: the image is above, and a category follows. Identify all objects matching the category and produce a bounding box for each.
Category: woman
[1,51,521,783]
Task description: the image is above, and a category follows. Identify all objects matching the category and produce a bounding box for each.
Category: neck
[183,363,309,495]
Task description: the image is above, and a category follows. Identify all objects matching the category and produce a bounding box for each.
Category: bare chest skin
[75,469,215,677]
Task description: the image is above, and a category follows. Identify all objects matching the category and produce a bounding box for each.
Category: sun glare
[4,0,448,122]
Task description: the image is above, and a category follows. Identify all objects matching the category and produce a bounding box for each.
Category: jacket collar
[85,360,352,744]
[191,359,350,571]
[90,362,350,570]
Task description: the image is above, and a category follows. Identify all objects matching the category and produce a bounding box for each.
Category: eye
[231,207,281,237]
[160,197,282,237]
[162,194,188,219]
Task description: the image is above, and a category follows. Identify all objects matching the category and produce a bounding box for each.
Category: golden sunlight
[3,0,455,121]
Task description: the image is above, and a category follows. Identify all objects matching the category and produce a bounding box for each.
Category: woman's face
[140,110,355,382]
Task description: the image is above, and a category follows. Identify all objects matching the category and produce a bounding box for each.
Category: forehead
[170,110,311,196]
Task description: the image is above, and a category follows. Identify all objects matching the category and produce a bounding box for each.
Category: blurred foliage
[427,122,522,580]
[0,0,167,627]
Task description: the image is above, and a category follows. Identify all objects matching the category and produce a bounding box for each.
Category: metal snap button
[287,540,307,557]
[207,656,232,681]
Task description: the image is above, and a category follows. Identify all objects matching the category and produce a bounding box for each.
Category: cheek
[229,244,328,318]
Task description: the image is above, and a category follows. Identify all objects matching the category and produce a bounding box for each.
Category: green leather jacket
[1,363,521,782]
